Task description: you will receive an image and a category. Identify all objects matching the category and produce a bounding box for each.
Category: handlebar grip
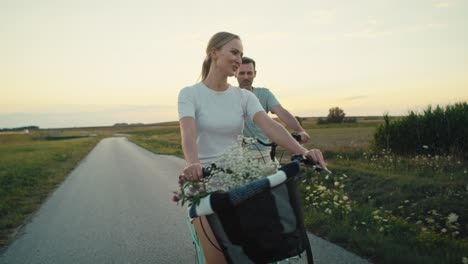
[291,154,332,174]
[291,133,302,142]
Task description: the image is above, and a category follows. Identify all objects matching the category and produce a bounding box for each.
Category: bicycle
[186,134,330,263]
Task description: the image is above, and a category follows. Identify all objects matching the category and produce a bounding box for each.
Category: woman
[178,32,327,263]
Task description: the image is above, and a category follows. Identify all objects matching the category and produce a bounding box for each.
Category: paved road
[0,137,371,264]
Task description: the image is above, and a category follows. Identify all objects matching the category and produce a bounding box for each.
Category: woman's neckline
[200,82,231,93]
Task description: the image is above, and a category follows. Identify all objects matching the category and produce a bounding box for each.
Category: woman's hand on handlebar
[297,131,311,144]
[303,149,328,171]
[182,162,203,181]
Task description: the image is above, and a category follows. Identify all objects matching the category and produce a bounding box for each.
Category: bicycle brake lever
[291,133,302,142]
[202,166,213,178]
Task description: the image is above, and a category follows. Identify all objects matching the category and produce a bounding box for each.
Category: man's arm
[253,111,327,170]
[271,105,311,143]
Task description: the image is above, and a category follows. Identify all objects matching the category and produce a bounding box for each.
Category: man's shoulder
[253,87,273,94]
[253,87,276,97]
[253,87,271,92]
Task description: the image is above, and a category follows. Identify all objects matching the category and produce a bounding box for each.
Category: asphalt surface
[0,137,371,264]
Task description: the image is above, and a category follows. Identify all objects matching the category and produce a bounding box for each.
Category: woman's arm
[179,116,203,179]
[253,112,327,169]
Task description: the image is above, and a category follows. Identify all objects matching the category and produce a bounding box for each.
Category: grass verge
[126,126,183,157]
[0,133,101,247]
[299,153,468,263]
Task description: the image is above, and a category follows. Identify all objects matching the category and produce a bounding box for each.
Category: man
[236,56,311,152]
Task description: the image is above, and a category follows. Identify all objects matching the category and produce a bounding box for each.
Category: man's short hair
[242,57,256,70]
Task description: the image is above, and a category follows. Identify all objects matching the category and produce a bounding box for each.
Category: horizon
[1,0,467,129]
[0,110,456,130]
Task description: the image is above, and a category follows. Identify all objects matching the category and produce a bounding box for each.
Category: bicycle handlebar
[248,133,330,174]
[202,153,330,178]
[189,161,300,219]
[254,132,302,147]
[290,154,332,174]
[190,145,331,219]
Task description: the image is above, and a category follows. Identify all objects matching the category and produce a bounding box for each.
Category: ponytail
[201,56,211,81]
[199,32,240,81]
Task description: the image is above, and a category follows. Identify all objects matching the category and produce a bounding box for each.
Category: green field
[1,119,467,263]
[0,125,181,246]
[0,132,101,246]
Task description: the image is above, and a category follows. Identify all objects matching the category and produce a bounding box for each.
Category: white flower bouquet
[173,136,279,206]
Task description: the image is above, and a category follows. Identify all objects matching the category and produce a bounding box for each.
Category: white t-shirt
[178,82,265,165]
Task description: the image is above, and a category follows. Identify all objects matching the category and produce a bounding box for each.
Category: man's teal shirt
[243,87,280,150]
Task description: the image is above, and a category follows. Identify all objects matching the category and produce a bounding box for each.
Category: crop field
[1,118,467,263]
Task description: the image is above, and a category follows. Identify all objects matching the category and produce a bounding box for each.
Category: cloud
[433,0,457,8]
[313,9,337,25]
[344,19,445,39]
[344,19,394,39]
[344,95,368,101]
[403,23,446,32]
[319,34,338,41]
[344,28,392,39]
[252,31,291,41]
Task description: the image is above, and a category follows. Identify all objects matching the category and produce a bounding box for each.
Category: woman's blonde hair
[201,32,240,81]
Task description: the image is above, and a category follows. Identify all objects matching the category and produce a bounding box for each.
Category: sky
[1,0,467,129]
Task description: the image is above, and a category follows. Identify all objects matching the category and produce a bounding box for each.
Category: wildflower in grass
[302,172,353,216]
[447,213,459,224]
[441,228,447,233]
[426,217,435,224]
